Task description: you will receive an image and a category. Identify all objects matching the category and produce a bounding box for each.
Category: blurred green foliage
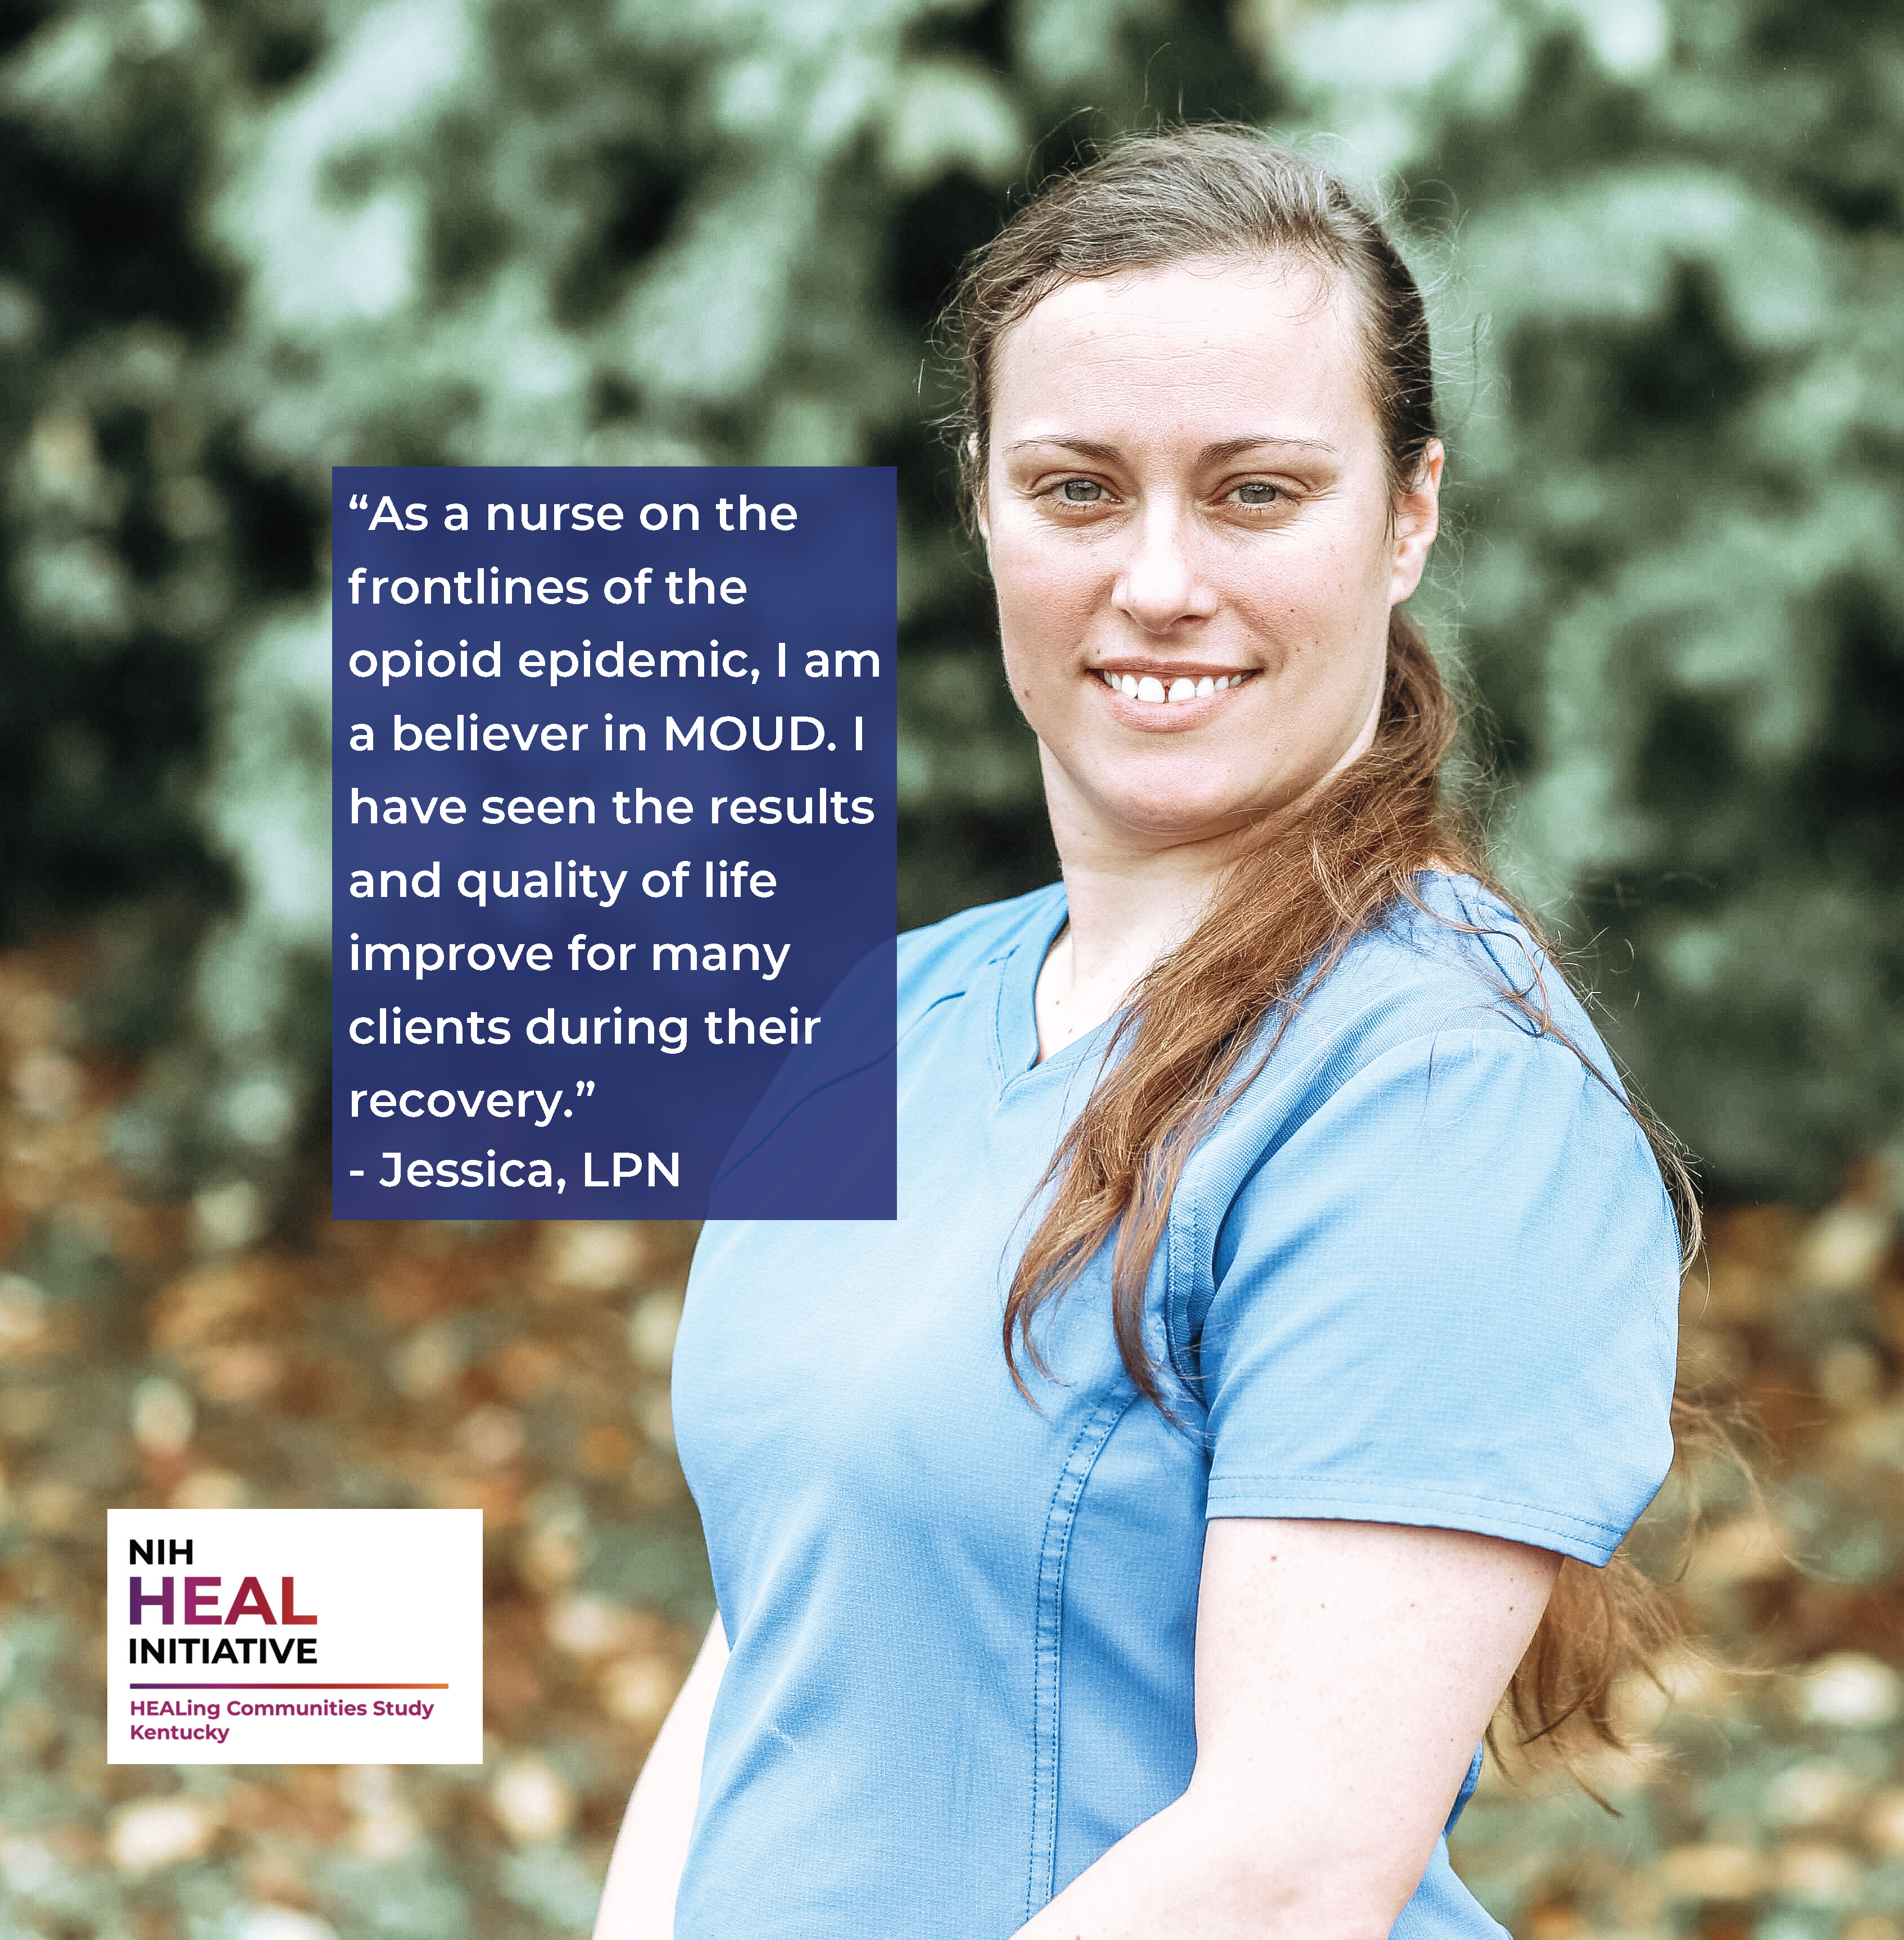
[0,0,1898,1197]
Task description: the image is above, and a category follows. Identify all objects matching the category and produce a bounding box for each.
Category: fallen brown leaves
[2,939,1902,1938]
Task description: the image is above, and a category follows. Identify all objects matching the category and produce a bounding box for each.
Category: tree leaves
[0,0,1896,1191]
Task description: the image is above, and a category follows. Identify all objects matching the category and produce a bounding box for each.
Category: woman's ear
[968,433,990,550]
[1388,438,1443,606]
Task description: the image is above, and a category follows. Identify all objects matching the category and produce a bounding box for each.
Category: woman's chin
[1037,716,1333,853]
[1081,788,1270,850]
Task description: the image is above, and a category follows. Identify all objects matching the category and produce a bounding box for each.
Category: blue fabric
[669,875,1679,1939]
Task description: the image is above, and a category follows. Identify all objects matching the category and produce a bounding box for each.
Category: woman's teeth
[1099,670,1246,704]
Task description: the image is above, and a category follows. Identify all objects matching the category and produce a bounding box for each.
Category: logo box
[107,1509,483,1765]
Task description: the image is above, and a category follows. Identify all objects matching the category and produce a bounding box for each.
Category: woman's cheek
[997,578,1087,697]
[1000,634,1064,726]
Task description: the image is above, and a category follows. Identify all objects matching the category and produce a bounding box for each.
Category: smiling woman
[979,253,1443,1058]
[984,256,1425,764]
[593,128,1695,1940]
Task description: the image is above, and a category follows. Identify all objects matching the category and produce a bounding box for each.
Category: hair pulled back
[951,126,1436,515]
[944,126,1706,1785]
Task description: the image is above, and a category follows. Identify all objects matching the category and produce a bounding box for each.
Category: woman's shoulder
[896,882,1064,1027]
[1275,868,1625,1096]
[1196,871,1675,1299]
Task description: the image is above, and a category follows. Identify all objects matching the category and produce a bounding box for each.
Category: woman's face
[981,255,1441,853]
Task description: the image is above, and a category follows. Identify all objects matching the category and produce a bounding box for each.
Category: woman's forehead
[989,255,1370,439]
[1035,250,1339,313]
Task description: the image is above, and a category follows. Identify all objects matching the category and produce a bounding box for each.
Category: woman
[594,127,1687,1940]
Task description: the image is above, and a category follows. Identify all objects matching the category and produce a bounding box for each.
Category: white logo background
[107,1508,483,1765]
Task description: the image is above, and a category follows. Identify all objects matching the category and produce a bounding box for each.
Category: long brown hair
[945,126,1708,1783]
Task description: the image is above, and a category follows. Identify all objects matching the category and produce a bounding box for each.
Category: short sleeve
[1198,1030,1679,1565]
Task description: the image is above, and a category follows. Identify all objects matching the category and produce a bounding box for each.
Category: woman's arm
[1011,1518,1560,1940]
[591,1612,729,1940]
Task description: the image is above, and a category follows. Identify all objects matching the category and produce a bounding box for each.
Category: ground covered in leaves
[2,940,1902,1940]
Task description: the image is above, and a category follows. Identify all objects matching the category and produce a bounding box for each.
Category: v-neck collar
[992,888,1122,1094]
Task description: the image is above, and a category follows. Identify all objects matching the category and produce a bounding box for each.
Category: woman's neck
[1028,686,1389,1062]
[1033,796,1241,1063]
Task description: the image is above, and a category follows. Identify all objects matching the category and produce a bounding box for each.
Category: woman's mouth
[1095,669,1257,706]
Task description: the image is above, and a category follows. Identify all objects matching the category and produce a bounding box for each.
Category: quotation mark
[575,1080,597,1098]
[347,492,369,510]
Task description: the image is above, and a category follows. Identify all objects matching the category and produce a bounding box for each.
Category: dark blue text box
[331,465,896,1219]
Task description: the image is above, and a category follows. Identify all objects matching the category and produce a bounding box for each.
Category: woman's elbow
[1170,1796,1421,1940]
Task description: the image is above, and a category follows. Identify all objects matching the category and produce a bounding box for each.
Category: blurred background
[0,0,1901,1934]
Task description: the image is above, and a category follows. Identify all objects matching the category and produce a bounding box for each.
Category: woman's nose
[1110,509,1217,633]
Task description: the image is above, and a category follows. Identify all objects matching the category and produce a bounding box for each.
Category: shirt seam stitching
[1029,1388,1140,1921]
[1202,1479,1625,1538]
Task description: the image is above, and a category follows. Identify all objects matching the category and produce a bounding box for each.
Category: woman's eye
[1233,481,1279,506]
[1058,479,1104,503]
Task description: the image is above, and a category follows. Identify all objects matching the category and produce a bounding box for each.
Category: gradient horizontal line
[128,1682,450,1690]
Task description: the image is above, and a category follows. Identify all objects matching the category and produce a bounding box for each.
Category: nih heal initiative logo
[107,1510,482,1765]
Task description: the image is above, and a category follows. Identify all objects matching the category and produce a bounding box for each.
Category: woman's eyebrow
[1202,434,1339,460]
[1003,436,1123,459]
[1004,434,1339,460]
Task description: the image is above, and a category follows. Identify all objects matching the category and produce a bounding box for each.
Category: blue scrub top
[670,874,1679,1939]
